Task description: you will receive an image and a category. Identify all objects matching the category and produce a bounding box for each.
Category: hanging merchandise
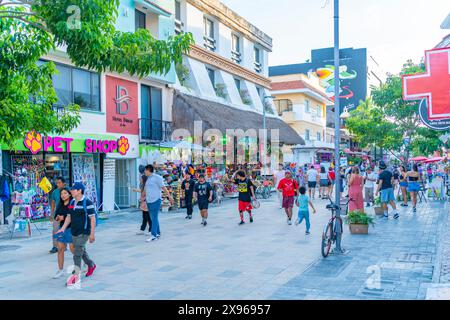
[72,154,99,207]
[38,176,53,194]
[11,155,50,220]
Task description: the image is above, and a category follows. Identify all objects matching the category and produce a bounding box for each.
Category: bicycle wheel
[321,222,333,258]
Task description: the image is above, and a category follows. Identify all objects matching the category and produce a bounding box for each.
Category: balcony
[231,50,242,64]
[139,119,172,142]
[254,61,262,73]
[203,35,216,52]
[175,19,183,35]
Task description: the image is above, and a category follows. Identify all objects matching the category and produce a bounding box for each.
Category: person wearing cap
[375,161,399,219]
[58,182,97,284]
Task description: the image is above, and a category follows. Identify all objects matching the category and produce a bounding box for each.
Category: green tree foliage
[345,60,447,161]
[0,0,193,147]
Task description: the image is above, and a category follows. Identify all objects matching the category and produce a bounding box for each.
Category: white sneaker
[136,230,145,235]
[146,236,158,242]
[295,219,300,226]
[53,270,64,279]
[288,219,292,225]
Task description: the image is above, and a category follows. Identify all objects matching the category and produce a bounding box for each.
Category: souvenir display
[72,154,99,207]
[11,155,50,220]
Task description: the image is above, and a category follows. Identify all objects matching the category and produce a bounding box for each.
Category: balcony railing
[254,61,262,73]
[231,50,242,64]
[140,118,172,142]
[175,19,183,34]
[203,35,216,51]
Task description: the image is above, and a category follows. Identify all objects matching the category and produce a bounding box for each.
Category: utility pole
[333,0,344,253]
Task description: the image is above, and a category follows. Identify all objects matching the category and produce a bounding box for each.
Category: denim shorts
[407,182,420,193]
[380,188,395,203]
[399,181,408,188]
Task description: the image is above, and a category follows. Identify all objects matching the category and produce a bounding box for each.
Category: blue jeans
[147,199,161,237]
[298,210,310,231]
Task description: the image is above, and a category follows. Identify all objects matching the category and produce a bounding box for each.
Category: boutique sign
[23,131,130,156]
[106,76,139,135]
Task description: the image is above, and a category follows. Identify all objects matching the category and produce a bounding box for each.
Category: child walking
[295,186,316,235]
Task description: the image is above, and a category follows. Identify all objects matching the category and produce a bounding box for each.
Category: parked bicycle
[321,197,352,258]
[255,184,271,199]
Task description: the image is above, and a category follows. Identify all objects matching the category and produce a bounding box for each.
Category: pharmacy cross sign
[402,47,450,130]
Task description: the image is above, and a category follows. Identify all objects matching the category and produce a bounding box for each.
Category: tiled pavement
[0,195,447,300]
[271,200,448,300]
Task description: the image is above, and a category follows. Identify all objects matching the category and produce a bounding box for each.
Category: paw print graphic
[118,136,130,155]
[24,131,43,154]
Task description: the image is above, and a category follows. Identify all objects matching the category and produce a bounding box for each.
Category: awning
[172,91,305,146]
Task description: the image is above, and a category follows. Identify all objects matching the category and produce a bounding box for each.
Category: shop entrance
[115,159,135,208]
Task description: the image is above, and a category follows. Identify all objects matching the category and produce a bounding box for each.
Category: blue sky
[221,0,450,76]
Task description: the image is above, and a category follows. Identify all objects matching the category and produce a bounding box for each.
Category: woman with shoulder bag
[132,175,151,235]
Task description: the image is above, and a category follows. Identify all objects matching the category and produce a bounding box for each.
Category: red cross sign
[402,47,450,120]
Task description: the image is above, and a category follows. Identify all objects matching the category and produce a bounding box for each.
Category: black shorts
[308,181,317,188]
[198,201,209,210]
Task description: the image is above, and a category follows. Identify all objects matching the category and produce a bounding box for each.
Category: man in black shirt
[193,174,213,226]
[181,173,196,220]
[58,182,96,283]
[232,170,256,225]
[375,161,399,219]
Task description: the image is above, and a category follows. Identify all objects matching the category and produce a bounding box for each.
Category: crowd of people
[46,159,449,288]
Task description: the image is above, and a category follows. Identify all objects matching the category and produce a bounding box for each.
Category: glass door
[115,159,130,208]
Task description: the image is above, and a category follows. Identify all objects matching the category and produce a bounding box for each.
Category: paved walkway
[0,195,447,300]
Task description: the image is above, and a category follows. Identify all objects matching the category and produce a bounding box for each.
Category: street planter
[349,223,369,234]
[374,206,384,216]
[373,196,384,215]
[345,211,374,235]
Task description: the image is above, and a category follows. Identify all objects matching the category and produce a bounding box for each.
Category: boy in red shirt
[277,171,299,225]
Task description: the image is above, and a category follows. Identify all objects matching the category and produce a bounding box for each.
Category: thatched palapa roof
[172,91,305,146]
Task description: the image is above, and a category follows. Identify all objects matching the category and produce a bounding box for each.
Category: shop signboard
[402,47,450,130]
[106,76,139,135]
[22,131,130,156]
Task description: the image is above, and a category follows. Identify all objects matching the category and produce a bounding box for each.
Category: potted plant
[214,83,228,99]
[175,63,191,88]
[345,211,374,234]
[239,89,252,105]
[373,196,384,215]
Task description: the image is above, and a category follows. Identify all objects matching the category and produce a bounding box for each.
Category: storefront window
[45,154,70,186]
[72,154,99,207]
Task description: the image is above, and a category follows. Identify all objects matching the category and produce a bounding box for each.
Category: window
[175,1,183,34]
[231,34,241,64]
[206,67,215,87]
[203,17,216,51]
[234,78,241,91]
[317,132,321,141]
[51,61,100,111]
[141,85,164,141]
[254,46,262,73]
[135,9,146,30]
[274,99,293,116]
[256,87,264,104]
[305,129,310,141]
[175,1,181,21]
[317,105,322,117]
[305,99,310,113]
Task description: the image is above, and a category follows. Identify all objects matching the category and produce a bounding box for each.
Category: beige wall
[273,92,326,116]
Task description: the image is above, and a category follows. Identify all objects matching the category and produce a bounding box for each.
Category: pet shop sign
[23,131,130,156]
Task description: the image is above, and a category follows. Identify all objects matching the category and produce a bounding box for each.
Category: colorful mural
[316,65,358,102]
